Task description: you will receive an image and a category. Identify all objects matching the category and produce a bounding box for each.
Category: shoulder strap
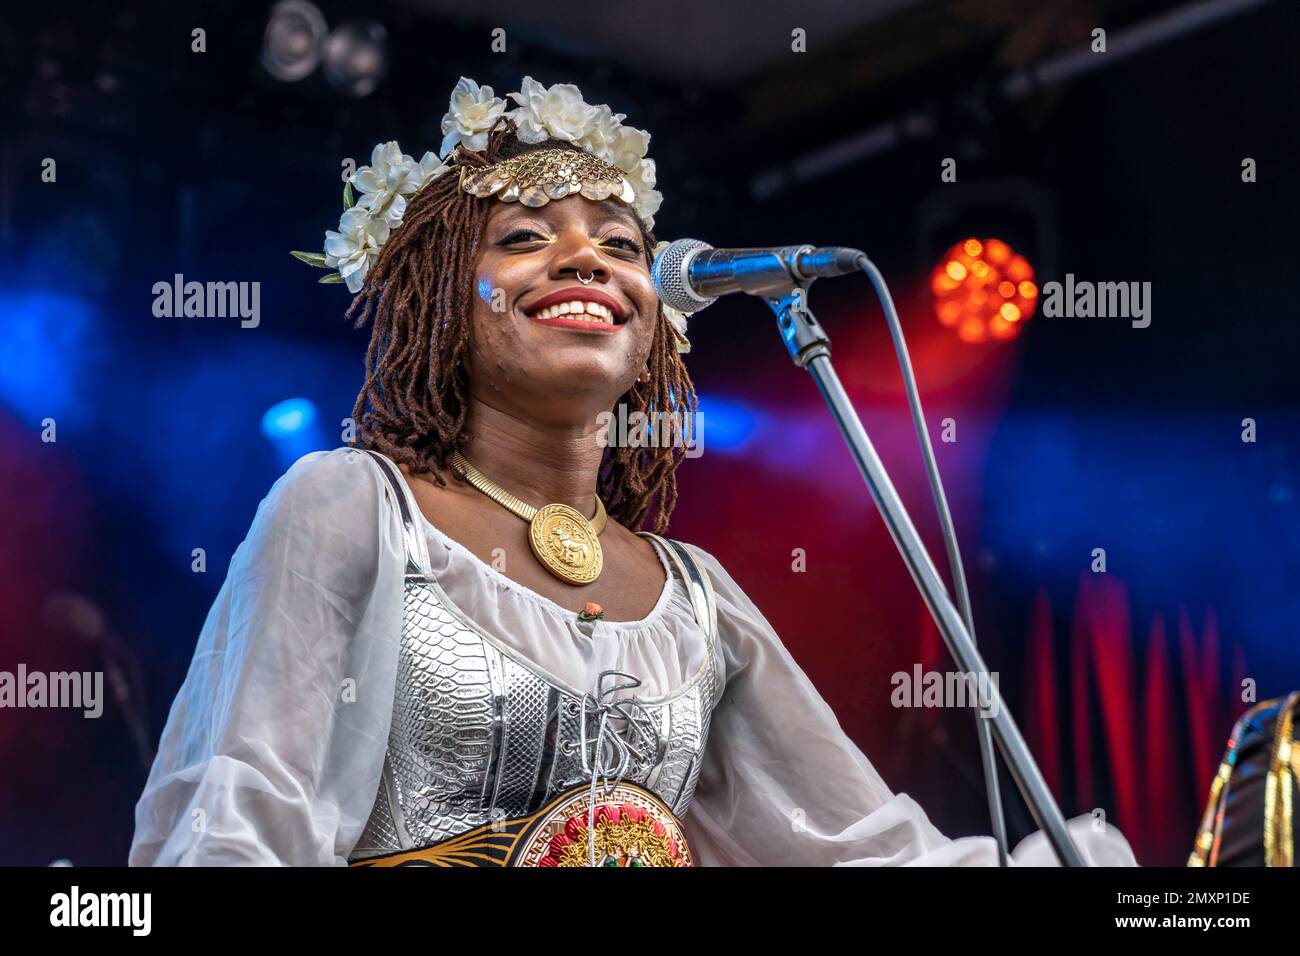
[360,448,432,576]
[639,531,721,708]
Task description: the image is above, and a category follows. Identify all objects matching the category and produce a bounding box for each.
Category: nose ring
[577,271,595,285]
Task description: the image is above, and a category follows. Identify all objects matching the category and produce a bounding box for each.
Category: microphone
[651,239,865,312]
[43,591,108,644]
[43,590,155,772]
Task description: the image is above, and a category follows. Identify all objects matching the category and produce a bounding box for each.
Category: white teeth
[534,300,616,324]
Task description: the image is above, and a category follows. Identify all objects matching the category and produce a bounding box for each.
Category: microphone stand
[730,247,1085,867]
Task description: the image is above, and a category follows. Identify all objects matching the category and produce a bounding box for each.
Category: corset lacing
[577,669,662,866]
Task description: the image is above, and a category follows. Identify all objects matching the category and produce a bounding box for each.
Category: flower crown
[291,75,691,352]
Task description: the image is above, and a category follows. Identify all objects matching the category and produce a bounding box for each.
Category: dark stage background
[2,0,1297,865]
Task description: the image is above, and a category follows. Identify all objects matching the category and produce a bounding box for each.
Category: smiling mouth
[523,300,625,326]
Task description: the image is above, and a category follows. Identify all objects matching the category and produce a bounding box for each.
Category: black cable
[856,256,1010,865]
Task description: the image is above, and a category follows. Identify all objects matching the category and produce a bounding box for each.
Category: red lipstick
[523,287,627,321]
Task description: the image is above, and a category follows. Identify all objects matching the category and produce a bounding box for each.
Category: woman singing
[129,76,1134,867]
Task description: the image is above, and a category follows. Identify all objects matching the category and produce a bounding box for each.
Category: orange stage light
[930,237,1038,342]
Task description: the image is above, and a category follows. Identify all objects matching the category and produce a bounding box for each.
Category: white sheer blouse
[128,447,1137,867]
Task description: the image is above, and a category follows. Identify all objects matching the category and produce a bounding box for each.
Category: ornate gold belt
[350,780,694,867]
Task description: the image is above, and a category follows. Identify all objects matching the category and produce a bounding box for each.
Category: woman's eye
[500,228,548,244]
[601,235,644,255]
[499,228,641,255]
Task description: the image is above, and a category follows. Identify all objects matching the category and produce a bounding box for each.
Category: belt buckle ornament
[516,780,691,867]
[349,781,693,867]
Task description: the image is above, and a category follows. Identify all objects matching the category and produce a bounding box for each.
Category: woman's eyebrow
[589,199,641,230]
[493,199,640,232]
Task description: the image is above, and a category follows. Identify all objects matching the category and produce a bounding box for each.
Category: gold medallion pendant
[450,450,607,586]
[529,502,604,585]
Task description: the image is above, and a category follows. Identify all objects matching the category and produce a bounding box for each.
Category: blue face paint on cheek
[475,277,495,306]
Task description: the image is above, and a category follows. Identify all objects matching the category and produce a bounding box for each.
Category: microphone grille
[652,238,715,313]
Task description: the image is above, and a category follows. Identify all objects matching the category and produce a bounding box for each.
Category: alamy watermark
[1040,274,1151,328]
[0,664,103,718]
[891,664,1001,718]
[50,886,150,935]
[596,402,703,458]
[152,273,260,328]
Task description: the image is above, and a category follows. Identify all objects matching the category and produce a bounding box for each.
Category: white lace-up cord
[577,669,661,866]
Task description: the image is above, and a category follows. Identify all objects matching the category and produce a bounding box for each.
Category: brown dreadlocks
[344,118,697,534]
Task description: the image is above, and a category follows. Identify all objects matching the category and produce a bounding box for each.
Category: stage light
[930,237,1038,343]
[693,393,757,452]
[0,291,100,424]
[261,397,317,438]
[262,397,328,469]
[261,0,328,83]
[322,21,389,98]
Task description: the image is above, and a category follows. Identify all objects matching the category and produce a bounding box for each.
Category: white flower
[439,77,508,157]
[507,75,599,146]
[350,142,451,230]
[415,150,450,188]
[633,192,662,232]
[324,206,390,293]
[577,104,627,162]
[623,157,660,228]
[351,142,417,227]
[607,123,651,174]
[504,76,555,144]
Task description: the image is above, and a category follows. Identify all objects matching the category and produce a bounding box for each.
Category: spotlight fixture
[322,20,390,98]
[260,0,328,83]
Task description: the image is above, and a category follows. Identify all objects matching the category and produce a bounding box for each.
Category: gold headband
[458,147,637,214]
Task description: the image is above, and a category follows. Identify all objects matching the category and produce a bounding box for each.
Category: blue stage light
[261,397,317,438]
[0,290,98,424]
[694,393,758,452]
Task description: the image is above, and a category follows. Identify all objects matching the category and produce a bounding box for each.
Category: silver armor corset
[348,450,722,863]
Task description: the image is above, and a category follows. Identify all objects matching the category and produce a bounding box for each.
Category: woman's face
[466,193,658,425]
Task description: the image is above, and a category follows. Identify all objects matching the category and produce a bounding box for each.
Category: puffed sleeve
[678,544,1138,867]
[128,447,406,866]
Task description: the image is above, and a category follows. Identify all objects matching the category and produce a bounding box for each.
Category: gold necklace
[449,450,606,586]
